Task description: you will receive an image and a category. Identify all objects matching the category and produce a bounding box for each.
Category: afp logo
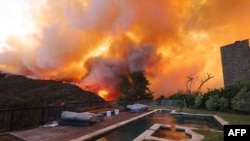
[224,125,250,141]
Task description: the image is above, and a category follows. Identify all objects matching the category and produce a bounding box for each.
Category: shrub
[201,88,222,109]
[232,87,250,113]
[167,90,196,108]
[218,97,229,111]
[205,95,220,110]
[194,96,203,109]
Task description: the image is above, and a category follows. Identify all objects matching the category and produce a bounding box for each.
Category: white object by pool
[115,109,119,115]
[106,111,111,117]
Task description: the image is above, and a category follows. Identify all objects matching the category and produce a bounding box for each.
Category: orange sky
[1,0,250,100]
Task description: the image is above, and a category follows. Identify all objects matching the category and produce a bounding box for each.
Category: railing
[117,99,186,109]
[0,101,111,133]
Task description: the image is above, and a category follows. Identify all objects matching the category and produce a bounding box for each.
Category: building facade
[220,39,250,86]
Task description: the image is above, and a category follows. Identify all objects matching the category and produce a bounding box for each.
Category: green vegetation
[158,80,250,114]
[182,108,250,125]
[119,70,154,101]
[166,90,196,108]
[192,129,223,141]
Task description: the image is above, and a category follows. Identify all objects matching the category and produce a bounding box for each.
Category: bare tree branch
[195,73,214,94]
[186,72,214,95]
[186,74,195,94]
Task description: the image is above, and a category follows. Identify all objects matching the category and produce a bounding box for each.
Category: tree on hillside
[119,70,154,101]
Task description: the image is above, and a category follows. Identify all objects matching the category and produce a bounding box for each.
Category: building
[220,39,250,86]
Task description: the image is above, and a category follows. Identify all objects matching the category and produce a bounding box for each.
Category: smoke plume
[1,0,250,100]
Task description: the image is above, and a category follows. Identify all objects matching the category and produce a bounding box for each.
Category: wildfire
[1,0,250,100]
[98,90,109,100]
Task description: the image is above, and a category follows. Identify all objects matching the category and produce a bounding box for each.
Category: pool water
[172,114,223,130]
[92,110,223,141]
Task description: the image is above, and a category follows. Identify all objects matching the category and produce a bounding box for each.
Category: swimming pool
[90,110,223,141]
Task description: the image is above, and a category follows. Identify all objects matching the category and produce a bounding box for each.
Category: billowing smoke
[81,38,161,99]
[1,0,250,100]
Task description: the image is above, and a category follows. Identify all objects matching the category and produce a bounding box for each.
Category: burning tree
[119,70,154,101]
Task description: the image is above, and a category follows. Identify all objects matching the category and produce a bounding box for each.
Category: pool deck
[9,110,155,141]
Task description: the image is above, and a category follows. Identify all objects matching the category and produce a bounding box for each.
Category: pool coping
[133,123,204,141]
[70,110,158,141]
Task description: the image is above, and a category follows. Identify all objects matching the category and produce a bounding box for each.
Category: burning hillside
[1,0,250,100]
[0,72,104,108]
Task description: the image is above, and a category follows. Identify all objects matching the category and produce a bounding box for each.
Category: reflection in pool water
[152,126,191,140]
[92,110,223,141]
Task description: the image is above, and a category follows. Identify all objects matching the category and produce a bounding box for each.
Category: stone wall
[220,39,250,86]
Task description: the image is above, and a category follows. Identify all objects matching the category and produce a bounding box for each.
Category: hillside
[0,72,104,108]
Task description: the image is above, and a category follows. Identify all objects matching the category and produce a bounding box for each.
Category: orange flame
[98,90,108,100]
